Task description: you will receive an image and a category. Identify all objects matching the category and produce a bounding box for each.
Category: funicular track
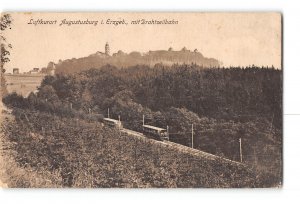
[120,128,244,166]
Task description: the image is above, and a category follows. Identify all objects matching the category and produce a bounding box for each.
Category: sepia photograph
[0,12,282,188]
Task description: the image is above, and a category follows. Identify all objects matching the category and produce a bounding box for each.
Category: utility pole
[239,138,243,162]
[70,103,72,109]
[269,113,274,133]
[143,114,145,126]
[254,146,258,171]
[118,115,121,135]
[191,124,194,149]
[108,108,110,118]
[167,125,169,141]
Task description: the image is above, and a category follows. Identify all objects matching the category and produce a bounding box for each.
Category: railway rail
[120,127,244,166]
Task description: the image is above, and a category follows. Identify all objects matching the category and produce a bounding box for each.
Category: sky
[3,12,281,72]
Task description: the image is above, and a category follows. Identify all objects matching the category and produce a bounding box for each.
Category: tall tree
[0,14,12,98]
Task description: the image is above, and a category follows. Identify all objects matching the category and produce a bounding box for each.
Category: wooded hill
[53,49,220,74]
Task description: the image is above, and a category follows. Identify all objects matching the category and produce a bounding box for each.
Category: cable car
[103,118,123,129]
[142,124,169,141]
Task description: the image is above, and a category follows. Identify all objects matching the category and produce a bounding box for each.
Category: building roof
[143,124,166,131]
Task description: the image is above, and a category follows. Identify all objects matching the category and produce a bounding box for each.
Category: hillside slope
[0,109,257,188]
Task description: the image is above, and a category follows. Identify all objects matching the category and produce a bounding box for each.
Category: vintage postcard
[0,12,282,188]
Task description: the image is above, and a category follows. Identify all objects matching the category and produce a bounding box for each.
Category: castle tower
[105,42,110,56]
[47,62,56,76]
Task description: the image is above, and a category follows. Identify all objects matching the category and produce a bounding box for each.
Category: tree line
[38,64,282,128]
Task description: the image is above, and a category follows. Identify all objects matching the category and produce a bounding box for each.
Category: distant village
[8,62,55,76]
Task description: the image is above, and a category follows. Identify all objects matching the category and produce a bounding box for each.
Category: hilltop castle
[50,43,220,74]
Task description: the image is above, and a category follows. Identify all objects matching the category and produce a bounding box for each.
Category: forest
[2,64,282,186]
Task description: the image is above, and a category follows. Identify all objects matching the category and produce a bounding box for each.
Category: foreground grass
[1,109,260,188]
